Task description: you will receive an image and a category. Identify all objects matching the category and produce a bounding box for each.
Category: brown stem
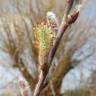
[33,72,47,96]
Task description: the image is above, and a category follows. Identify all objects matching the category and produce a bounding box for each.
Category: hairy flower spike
[33,22,55,72]
[47,11,59,35]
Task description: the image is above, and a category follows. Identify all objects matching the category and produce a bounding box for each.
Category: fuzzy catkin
[33,22,55,71]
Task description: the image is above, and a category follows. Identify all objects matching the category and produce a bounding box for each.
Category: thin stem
[33,72,47,96]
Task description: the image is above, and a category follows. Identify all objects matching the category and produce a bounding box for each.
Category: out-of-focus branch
[33,0,81,96]
[11,6,38,89]
[17,58,36,90]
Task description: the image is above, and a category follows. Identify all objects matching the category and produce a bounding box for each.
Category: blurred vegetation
[0,0,96,96]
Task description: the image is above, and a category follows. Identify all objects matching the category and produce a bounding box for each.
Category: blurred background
[0,0,96,96]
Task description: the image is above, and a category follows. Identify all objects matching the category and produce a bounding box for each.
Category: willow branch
[33,0,80,96]
[33,12,79,96]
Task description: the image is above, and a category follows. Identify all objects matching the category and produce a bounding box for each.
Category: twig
[33,72,47,96]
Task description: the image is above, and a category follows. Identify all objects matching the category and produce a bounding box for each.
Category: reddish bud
[19,80,26,89]
[67,0,73,4]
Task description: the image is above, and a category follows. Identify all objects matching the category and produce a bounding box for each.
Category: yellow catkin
[33,22,55,71]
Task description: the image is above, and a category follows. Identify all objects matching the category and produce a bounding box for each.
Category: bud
[67,0,73,4]
[18,77,32,96]
[46,11,59,34]
[67,10,79,24]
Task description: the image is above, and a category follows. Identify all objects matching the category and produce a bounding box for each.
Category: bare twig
[33,72,47,96]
